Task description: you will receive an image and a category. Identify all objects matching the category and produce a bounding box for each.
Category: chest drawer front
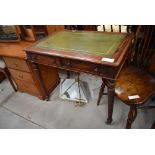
[15,79,39,95]
[9,68,34,83]
[4,57,30,72]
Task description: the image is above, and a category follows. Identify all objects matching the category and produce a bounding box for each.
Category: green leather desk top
[34,31,126,58]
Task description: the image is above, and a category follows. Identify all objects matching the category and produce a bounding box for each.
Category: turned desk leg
[97,78,106,106]
[31,62,49,101]
[106,80,115,124]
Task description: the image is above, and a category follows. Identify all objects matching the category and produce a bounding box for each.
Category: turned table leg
[97,78,106,106]
[31,62,49,101]
[106,79,115,124]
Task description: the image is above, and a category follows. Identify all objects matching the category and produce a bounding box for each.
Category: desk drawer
[4,57,30,72]
[28,53,117,78]
[15,79,39,95]
[29,53,57,65]
[9,68,34,83]
[29,53,100,74]
[60,58,99,73]
[60,58,116,78]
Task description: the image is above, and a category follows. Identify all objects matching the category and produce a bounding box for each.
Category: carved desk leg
[31,62,49,101]
[106,79,115,124]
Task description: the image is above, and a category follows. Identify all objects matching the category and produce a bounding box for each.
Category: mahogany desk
[25,30,133,124]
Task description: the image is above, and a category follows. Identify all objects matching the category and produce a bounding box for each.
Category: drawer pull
[24,86,29,89]
[51,59,56,64]
[31,55,36,59]
[94,67,98,72]
[19,75,23,78]
[65,60,71,66]
[15,63,18,67]
[66,62,70,66]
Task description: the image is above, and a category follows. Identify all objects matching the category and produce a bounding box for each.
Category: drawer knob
[24,86,28,89]
[94,67,98,72]
[66,61,70,66]
[19,75,23,78]
[51,59,56,64]
[15,64,18,67]
[31,55,36,59]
